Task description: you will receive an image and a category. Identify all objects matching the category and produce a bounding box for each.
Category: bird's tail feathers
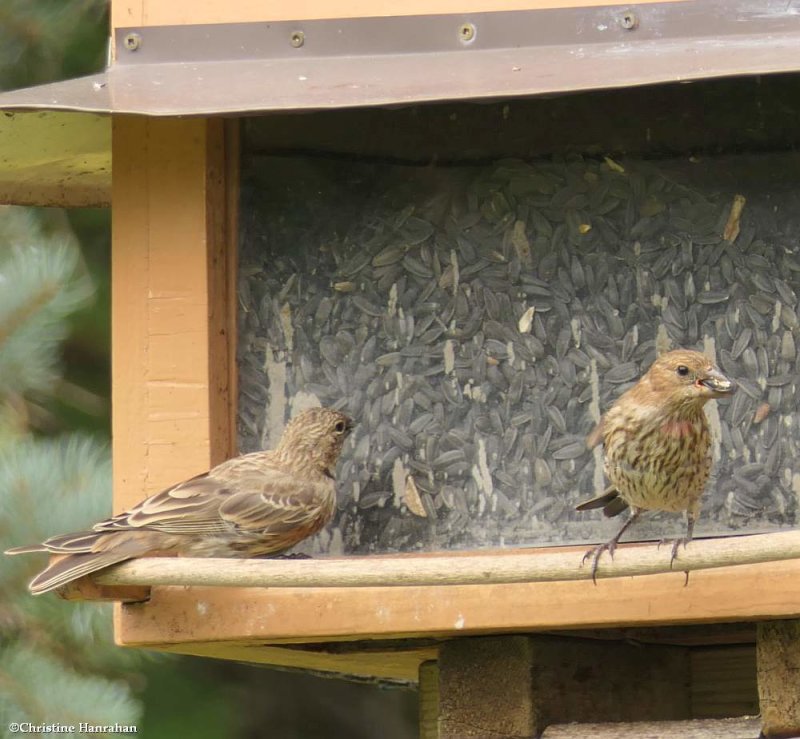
[6,530,106,556]
[7,530,155,595]
[575,487,618,511]
[601,496,630,518]
[27,552,135,595]
[40,531,109,553]
[575,487,629,518]
[5,544,47,555]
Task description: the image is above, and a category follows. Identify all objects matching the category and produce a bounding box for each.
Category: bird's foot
[657,536,691,566]
[255,552,313,560]
[658,537,691,585]
[581,540,618,585]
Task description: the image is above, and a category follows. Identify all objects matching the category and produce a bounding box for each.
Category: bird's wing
[89,457,327,537]
[7,471,236,554]
[89,472,232,535]
[217,472,330,535]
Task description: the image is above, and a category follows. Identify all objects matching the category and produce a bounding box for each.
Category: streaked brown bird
[6,407,353,595]
[576,349,734,581]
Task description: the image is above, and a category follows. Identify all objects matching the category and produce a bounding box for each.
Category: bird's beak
[698,368,735,397]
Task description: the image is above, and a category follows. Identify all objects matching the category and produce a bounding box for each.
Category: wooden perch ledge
[88,529,800,593]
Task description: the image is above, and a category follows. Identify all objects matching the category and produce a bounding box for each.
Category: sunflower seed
[697,289,730,305]
[732,328,752,359]
[604,362,639,384]
[241,150,800,553]
[551,440,588,461]
[736,378,762,400]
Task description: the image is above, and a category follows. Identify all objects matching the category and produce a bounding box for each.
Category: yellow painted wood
[111,116,232,508]
[153,641,437,682]
[114,558,800,648]
[419,661,440,739]
[113,0,684,30]
[111,115,235,642]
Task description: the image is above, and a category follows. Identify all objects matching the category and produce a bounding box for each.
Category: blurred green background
[0,3,416,737]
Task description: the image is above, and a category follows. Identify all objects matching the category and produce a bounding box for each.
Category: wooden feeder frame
[106,110,800,680]
[3,1,800,736]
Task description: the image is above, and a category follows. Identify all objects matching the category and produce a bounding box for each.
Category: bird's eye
[334,420,346,433]
[676,365,690,376]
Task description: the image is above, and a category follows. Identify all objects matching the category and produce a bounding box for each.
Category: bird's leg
[657,511,695,585]
[582,509,641,585]
[658,512,695,566]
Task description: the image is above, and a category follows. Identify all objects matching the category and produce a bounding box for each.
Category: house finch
[576,349,734,581]
[6,407,353,595]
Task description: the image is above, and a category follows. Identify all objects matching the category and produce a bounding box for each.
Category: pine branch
[0,281,58,351]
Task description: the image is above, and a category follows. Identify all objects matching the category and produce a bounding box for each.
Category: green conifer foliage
[0,207,142,736]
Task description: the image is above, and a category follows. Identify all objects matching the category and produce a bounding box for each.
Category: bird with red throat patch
[6,407,353,595]
[576,349,735,581]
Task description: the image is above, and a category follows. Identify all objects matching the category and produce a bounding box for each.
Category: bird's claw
[581,541,617,585]
[658,536,690,568]
[658,536,691,586]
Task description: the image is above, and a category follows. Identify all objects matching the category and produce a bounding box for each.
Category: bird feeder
[3,0,800,736]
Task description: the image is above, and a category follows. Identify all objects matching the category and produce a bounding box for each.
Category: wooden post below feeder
[757,619,800,739]
[428,635,693,738]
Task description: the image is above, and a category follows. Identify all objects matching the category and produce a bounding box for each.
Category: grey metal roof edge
[0,0,798,116]
[0,73,111,115]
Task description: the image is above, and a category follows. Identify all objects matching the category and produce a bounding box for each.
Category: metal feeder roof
[1,0,799,206]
